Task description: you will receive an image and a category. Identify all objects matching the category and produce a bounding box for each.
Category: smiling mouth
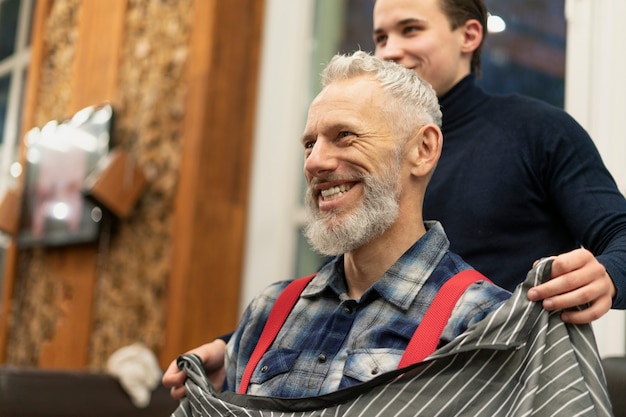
[320,184,353,201]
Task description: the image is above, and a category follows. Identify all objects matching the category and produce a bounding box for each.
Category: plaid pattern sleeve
[171,259,614,417]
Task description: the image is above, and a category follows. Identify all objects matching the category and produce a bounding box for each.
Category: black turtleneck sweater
[423,74,626,308]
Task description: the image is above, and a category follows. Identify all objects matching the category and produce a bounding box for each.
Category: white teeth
[320,184,352,200]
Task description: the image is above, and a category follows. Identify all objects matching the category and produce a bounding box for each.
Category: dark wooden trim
[0,366,177,417]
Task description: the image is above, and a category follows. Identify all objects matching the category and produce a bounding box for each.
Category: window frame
[0,0,33,199]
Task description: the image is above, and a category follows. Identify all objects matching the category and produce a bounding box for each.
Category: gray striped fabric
[172,259,614,417]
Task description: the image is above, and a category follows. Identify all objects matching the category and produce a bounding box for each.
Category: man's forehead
[374,0,443,26]
[308,79,382,122]
[304,82,392,137]
[316,76,381,102]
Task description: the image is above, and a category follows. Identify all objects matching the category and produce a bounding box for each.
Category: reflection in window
[480,0,566,108]
[0,0,33,181]
[0,0,20,61]
[337,0,566,106]
[0,0,35,304]
[0,75,9,145]
[0,0,33,166]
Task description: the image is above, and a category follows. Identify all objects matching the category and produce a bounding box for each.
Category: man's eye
[304,141,315,149]
[338,131,353,139]
[373,34,387,45]
[403,25,421,35]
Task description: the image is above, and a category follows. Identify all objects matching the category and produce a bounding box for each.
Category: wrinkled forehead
[312,76,383,110]
[304,77,391,133]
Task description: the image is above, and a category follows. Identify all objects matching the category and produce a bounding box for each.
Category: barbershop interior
[0,0,625,415]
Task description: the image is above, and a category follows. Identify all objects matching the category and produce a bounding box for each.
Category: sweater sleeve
[537,107,626,308]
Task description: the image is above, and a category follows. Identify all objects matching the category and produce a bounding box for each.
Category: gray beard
[304,165,402,256]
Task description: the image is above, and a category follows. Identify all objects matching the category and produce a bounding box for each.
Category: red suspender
[238,269,489,393]
[396,269,488,368]
[238,274,316,394]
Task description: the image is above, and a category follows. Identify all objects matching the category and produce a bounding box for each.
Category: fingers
[197,339,227,393]
[162,359,184,387]
[162,359,187,399]
[539,269,612,321]
[526,248,615,324]
[550,248,604,287]
[191,340,226,372]
[169,385,188,401]
[560,293,613,324]
[527,249,604,304]
[161,339,229,399]
[535,267,606,310]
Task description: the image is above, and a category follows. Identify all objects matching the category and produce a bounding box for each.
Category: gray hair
[321,51,442,137]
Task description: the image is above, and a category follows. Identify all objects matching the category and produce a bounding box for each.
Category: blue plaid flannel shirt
[225,221,511,398]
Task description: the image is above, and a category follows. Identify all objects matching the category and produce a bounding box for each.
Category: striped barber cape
[171,259,614,417]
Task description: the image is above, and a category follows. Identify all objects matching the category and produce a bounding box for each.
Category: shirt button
[318,353,327,363]
[371,367,380,375]
[260,365,269,373]
[343,305,353,314]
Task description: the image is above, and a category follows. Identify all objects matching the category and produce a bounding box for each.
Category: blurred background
[0,0,623,378]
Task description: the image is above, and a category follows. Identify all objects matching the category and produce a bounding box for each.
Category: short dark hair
[439,0,487,75]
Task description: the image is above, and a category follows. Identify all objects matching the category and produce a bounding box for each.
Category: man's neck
[342,220,426,299]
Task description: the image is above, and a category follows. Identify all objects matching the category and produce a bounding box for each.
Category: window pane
[479,0,566,108]
[27,0,35,46]
[0,0,20,60]
[0,74,11,145]
[339,0,374,54]
[336,0,566,107]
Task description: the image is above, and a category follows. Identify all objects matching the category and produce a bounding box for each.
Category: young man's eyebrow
[373,17,426,35]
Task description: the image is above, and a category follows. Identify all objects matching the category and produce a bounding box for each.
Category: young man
[372,0,626,323]
[222,51,509,396]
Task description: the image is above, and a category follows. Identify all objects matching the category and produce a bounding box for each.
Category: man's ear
[409,124,442,177]
[461,19,483,54]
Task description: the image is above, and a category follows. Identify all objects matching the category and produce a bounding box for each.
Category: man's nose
[304,140,339,176]
[375,36,404,63]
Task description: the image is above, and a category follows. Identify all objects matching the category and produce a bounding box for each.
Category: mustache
[309,173,365,187]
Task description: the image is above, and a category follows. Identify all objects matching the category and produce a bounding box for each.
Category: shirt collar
[301,221,450,310]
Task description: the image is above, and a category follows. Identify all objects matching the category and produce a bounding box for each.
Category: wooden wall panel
[37,0,128,369]
[87,0,193,370]
[69,0,126,111]
[0,0,127,369]
[161,0,265,366]
[0,0,264,371]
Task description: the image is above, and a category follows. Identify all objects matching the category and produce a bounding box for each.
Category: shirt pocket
[343,348,404,383]
[249,348,300,384]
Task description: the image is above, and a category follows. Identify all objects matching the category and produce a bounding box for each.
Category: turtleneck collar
[438,73,489,133]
